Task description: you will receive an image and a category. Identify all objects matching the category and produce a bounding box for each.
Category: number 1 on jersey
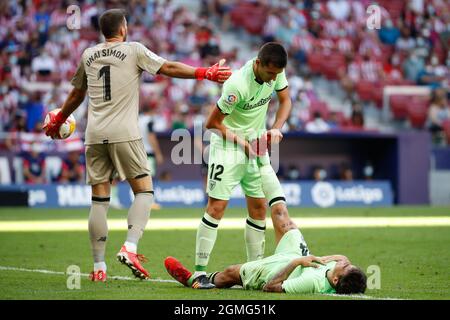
[98,65,111,102]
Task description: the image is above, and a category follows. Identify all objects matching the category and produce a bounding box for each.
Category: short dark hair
[99,9,126,39]
[335,267,367,294]
[257,42,287,68]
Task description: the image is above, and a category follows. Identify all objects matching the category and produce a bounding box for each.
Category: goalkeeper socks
[245,216,266,261]
[94,262,107,272]
[124,241,137,254]
[194,213,220,275]
[126,192,154,245]
[88,196,110,263]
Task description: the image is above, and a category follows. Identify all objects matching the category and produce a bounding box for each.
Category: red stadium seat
[322,53,346,80]
[370,81,385,109]
[79,28,99,41]
[442,119,450,144]
[330,111,348,127]
[230,3,268,35]
[309,100,330,120]
[390,95,409,119]
[356,80,374,102]
[377,0,406,21]
[407,97,429,129]
[307,51,324,74]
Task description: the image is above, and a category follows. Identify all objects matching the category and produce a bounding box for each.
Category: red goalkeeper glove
[43,110,67,139]
[195,59,232,83]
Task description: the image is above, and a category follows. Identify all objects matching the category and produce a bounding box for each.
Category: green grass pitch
[0,206,449,300]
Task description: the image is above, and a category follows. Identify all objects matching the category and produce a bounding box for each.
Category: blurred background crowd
[0,0,449,184]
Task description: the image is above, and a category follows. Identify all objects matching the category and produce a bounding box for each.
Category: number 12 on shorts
[209,163,224,181]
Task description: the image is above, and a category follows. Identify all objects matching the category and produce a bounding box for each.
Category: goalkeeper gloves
[43,110,67,139]
[195,59,232,83]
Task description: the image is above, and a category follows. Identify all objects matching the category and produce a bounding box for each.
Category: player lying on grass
[165,210,367,294]
[43,8,231,282]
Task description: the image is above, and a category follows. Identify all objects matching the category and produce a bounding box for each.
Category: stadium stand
[0,0,449,185]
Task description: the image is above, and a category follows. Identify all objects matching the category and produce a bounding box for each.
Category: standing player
[43,9,231,281]
[183,42,292,289]
[165,210,367,295]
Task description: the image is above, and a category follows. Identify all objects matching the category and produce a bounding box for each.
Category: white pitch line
[0,265,176,283]
[0,217,449,232]
[0,265,403,300]
[321,293,404,300]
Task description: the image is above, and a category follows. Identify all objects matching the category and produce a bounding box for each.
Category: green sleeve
[274,70,288,91]
[281,275,317,294]
[216,80,242,115]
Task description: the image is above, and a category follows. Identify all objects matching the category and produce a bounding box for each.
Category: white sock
[193,271,206,279]
[94,262,107,272]
[124,241,137,253]
[195,213,220,272]
[245,216,266,261]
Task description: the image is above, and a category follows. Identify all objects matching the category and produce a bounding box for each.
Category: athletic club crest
[209,180,216,191]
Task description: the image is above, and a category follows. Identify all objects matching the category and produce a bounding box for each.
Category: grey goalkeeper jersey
[71,41,166,145]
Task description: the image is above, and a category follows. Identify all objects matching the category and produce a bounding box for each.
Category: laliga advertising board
[1,181,393,208]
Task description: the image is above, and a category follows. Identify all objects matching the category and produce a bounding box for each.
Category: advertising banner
[0,181,393,208]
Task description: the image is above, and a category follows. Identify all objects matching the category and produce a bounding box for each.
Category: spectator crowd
[0,0,449,184]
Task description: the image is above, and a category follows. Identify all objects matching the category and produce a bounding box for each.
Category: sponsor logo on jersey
[242,95,272,110]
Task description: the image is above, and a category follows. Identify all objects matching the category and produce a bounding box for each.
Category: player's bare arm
[205,106,257,158]
[269,87,292,143]
[321,255,351,264]
[60,88,87,117]
[263,256,325,293]
[158,59,231,83]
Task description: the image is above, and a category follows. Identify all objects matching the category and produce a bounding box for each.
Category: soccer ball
[44,108,76,139]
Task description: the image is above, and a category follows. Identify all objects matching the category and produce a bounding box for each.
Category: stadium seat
[356,80,375,102]
[230,3,268,35]
[329,111,348,127]
[322,53,346,80]
[307,51,324,74]
[309,100,330,120]
[390,94,410,119]
[380,45,395,64]
[407,97,429,129]
[79,28,99,41]
[378,0,406,21]
[370,81,385,109]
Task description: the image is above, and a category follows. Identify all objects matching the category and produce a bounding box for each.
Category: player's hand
[249,131,275,157]
[298,256,326,268]
[244,141,257,159]
[266,129,283,144]
[43,110,67,139]
[195,59,232,83]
